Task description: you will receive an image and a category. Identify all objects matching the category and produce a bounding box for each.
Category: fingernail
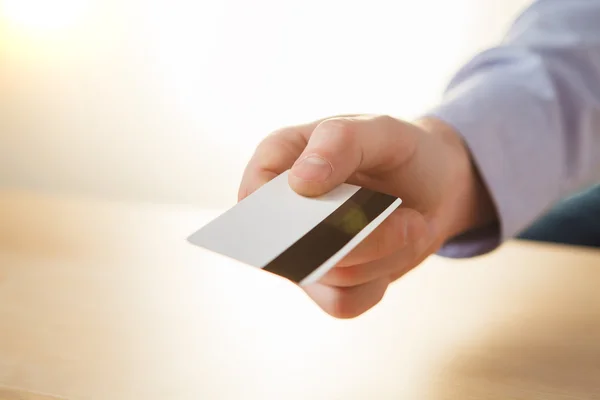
[292,155,333,182]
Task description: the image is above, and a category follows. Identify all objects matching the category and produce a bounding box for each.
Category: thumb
[289,116,417,196]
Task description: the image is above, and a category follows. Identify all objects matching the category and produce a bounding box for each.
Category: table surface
[1,189,600,400]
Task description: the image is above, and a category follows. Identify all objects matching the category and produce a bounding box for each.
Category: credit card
[187,170,402,285]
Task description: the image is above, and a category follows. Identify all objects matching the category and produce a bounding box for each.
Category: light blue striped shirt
[431,0,600,257]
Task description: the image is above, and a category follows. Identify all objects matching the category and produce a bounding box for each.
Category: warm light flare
[1,0,90,32]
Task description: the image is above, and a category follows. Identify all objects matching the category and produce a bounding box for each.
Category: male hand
[239,115,495,318]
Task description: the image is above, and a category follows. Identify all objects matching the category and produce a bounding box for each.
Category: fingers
[303,209,434,318]
[319,253,408,288]
[239,115,362,200]
[320,209,432,287]
[240,115,418,201]
[289,115,418,197]
[238,125,310,201]
[303,276,390,319]
[336,207,421,267]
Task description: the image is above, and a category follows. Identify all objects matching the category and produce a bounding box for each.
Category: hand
[239,115,495,318]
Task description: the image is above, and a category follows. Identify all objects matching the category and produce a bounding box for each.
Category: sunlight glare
[1,0,90,32]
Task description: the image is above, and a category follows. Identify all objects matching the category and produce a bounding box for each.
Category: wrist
[417,117,497,240]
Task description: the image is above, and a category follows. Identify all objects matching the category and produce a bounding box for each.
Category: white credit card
[187,170,402,285]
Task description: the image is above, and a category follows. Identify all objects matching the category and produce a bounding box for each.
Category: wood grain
[1,189,600,400]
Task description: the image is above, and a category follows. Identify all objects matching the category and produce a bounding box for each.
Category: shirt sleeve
[427,0,600,258]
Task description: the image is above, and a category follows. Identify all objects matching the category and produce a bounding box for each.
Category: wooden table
[1,189,600,400]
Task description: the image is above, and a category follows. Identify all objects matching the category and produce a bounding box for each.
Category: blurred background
[0,0,530,209]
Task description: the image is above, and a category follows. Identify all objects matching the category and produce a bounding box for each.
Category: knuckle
[326,289,360,319]
[374,114,397,126]
[253,137,292,171]
[257,126,297,151]
[265,126,293,141]
[315,118,356,142]
[255,133,279,153]
[330,303,359,319]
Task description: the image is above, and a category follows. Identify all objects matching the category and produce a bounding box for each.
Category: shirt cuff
[436,223,501,258]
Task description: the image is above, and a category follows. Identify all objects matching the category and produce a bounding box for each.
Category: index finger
[238,124,310,201]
